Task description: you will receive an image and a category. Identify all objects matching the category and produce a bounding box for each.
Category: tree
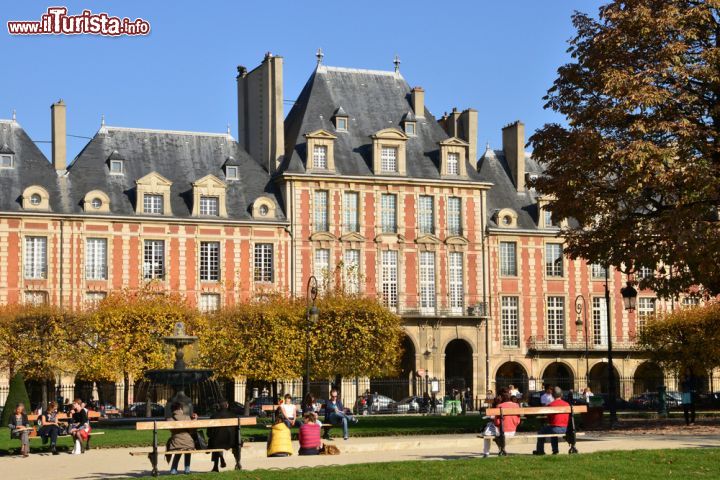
[75,289,198,408]
[637,301,720,372]
[529,1,720,297]
[1,373,31,427]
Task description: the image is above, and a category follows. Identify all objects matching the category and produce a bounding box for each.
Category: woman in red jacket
[482,389,520,457]
[298,412,322,455]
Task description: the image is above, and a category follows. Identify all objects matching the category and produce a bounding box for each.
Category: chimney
[410,87,425,118]
[458,109,478,167]
[502,121,525,191]
[51,99,67,172]
[237,52,285,173]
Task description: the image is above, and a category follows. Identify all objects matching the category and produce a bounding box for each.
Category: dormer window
[91,198,102,209]
[110,160,123,174]
[225,165,239,180]
[30,194,42,206]
[0,154,13,168]
[371,128,408,176]
[333,106,349,132]
[404,122,416,136]
[22,186,50,210]
[447,152,459,175]
[381,147,398,173]
[401,111,417,136]
[313,145,328,169]
[439,137,469,177]
[83,190,111,213]
[144,194,164,214]
[304,130,337,172]
[191,175,227,217]
[135,172,172,215]
[199,196,220,216]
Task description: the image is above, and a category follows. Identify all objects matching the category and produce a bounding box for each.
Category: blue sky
[0,1,604,161]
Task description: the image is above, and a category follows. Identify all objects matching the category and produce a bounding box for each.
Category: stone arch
[542,361,575,391]
[444,339,473,395]
[400,335,417,378]
[251,195,277,219]
[495,361,529,395]
[633,362,664,395]
[588,362,621,397]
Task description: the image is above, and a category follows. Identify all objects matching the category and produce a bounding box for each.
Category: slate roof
[477,145,546,230]
[0,119,64,213]
[282,65,483,181]
[64,126,285,221]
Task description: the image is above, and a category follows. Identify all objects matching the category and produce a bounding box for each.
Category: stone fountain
[141,322,223,417]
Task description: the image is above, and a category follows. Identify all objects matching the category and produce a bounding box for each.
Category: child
[481,389,520,457]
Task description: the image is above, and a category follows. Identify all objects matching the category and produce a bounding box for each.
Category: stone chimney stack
[502,121,525,191]
[51,100,67,173]
[236,52,285,173]
[458,109,478,167]
[410,87,425,118]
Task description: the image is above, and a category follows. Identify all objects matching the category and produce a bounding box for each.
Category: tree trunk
[123,372,130,412]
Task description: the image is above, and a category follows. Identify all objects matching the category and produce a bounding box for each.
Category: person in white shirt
[540,385,554,406]
[279,394,298,428]
[582,387,594,403]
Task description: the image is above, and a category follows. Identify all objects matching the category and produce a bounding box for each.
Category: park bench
[129,416,257,477]
[260,404,337,439]
[481,404,587,456]
[28,410,105,450]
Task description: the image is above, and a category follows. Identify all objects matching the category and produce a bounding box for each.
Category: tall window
[380,146,398,172]
[419,251,436,314]
[447,197,461,236]
[637,297,656,331]
[639,266,654,279]
[143,240,165,280]
[313,145,328,169]
[591,263,606,279]
[682,296,701,307]
[343,192,359,233]
[418,195,434,235]
[199,196,219,216]
[344,249,360,294]
[254,243,274,283]
[86,238,107,280]
[448,252,464,314]
[314,191,329,232]
[315,248,330,291]
[381,250,398,310]
[25,291,48,305]
[24,236,47,279]
[501,296,519,347]
[381,194,397,233]
[545,243,563,277]
[199,293,220,313]
[500,241,517,276]
[199,241,220,281]
[592,297,608,346]
[143,194,164,214]
[547,296,565,346]
[543,209,554,228]
[447,152,459,175]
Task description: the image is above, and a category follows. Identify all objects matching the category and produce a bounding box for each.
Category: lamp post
[574,295,589,383]
[305,276,319,399]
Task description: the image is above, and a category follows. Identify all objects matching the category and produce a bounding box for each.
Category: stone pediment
[340,232,365,243]
[310,231,337,242]
[136,171,172,187]
[439,136,469,147]
[193,174,226,188]
[304,129,337,140]
[371,128,408,141]
[415,234,441,245]
[374,233,405,244]
[445,235,469,246]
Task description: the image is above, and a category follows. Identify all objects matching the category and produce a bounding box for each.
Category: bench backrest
[261,404,302,412]
[135,417,257,431]
[28,411,102,422]
[485,405,587,416]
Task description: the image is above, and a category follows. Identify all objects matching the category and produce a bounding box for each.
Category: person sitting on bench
[279,394,298,428]
[8,402,31,458]
[533,387,569,455]
[482,388,520,458]
[69,398,90,455]
[166,402,196,474]
[267,408,293,457]
[208,401,237,472]
[298,412,322,455]
[39,401,62,455]
[325,389,358,441]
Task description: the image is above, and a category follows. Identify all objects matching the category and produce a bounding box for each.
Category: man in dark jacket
[207,402,238,472]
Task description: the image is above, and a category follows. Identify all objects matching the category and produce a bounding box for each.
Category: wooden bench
[28,410,104,451]
[131,417,257,477]
[482,404,588,456]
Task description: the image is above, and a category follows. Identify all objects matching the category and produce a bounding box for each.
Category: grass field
[132,448,720,480]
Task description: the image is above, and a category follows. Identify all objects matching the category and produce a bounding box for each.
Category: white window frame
[447,196,461,236]
[547,296,565,346]
[336,117,348,132]
[109,159,123,174]
[591,263,606,280]
[545,243,564,277]
[500,241,517,277]
[637,297,656,331]
[419,251,436,314]
[381,250,398,310]
[592,297,608,346]
[418,195,434,235]
[380,146,398,173]
[381,194,397,233]
[199,196,220,216]
[225,165,239,180]
[448,252,463,314]
[404,122,416,136]
[25,291,48,305]
[501,296,519,347]
[343,192,359,233]
[143,239,165,280]
[199,241,220,282]
[85,291,107,306]
[143,194,164,215]
[344,249,360,294]
[85,238,107,280]
[313,144,328,169]
[199,293,221,313]
[24,236,47,279]
[314,191,329,232]
[254,243,274,283]
[314,248,330,292]
[0,154,14,168]
[447,152,459,175]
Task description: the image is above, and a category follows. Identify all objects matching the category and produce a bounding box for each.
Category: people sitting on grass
[69,398,90,455]
[325,389,358,440]
[8,402,31,457]
[481,389,520,458]
[208,401,237,472]
[279,393,298,428]
[165,402,196,474]
[40,401,62,455]
[298,412,322,455]
[267,408,293,457]
[533,386,570,455]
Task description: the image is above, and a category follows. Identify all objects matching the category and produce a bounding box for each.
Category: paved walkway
[3,433,720,479]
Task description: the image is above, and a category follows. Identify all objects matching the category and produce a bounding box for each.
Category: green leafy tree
[529,0,720,296]
[1,373,31,427]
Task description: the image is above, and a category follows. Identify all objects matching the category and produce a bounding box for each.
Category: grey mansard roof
[282,65,482,181]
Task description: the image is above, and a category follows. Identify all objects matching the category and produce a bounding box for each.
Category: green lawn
[1,415,495,454]
[135,449,720,480]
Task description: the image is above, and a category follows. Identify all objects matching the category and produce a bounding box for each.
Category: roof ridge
[104,125,234,138]
[320,65,403,78]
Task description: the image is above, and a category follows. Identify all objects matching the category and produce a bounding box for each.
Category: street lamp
[305,276,319,398]
[603,265,618,426]
[620,281,638,311]
[574,295,589,383]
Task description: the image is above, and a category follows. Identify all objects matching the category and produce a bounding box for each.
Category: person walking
[464,387,473,413]
[166,402,196,474]
[325,389,358,440]
[481,389,520,457]
[8,403,31,457]
[681,367,698,426]
[39,401,62,455]
[207,401,237,472]
[533,387,569,455]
